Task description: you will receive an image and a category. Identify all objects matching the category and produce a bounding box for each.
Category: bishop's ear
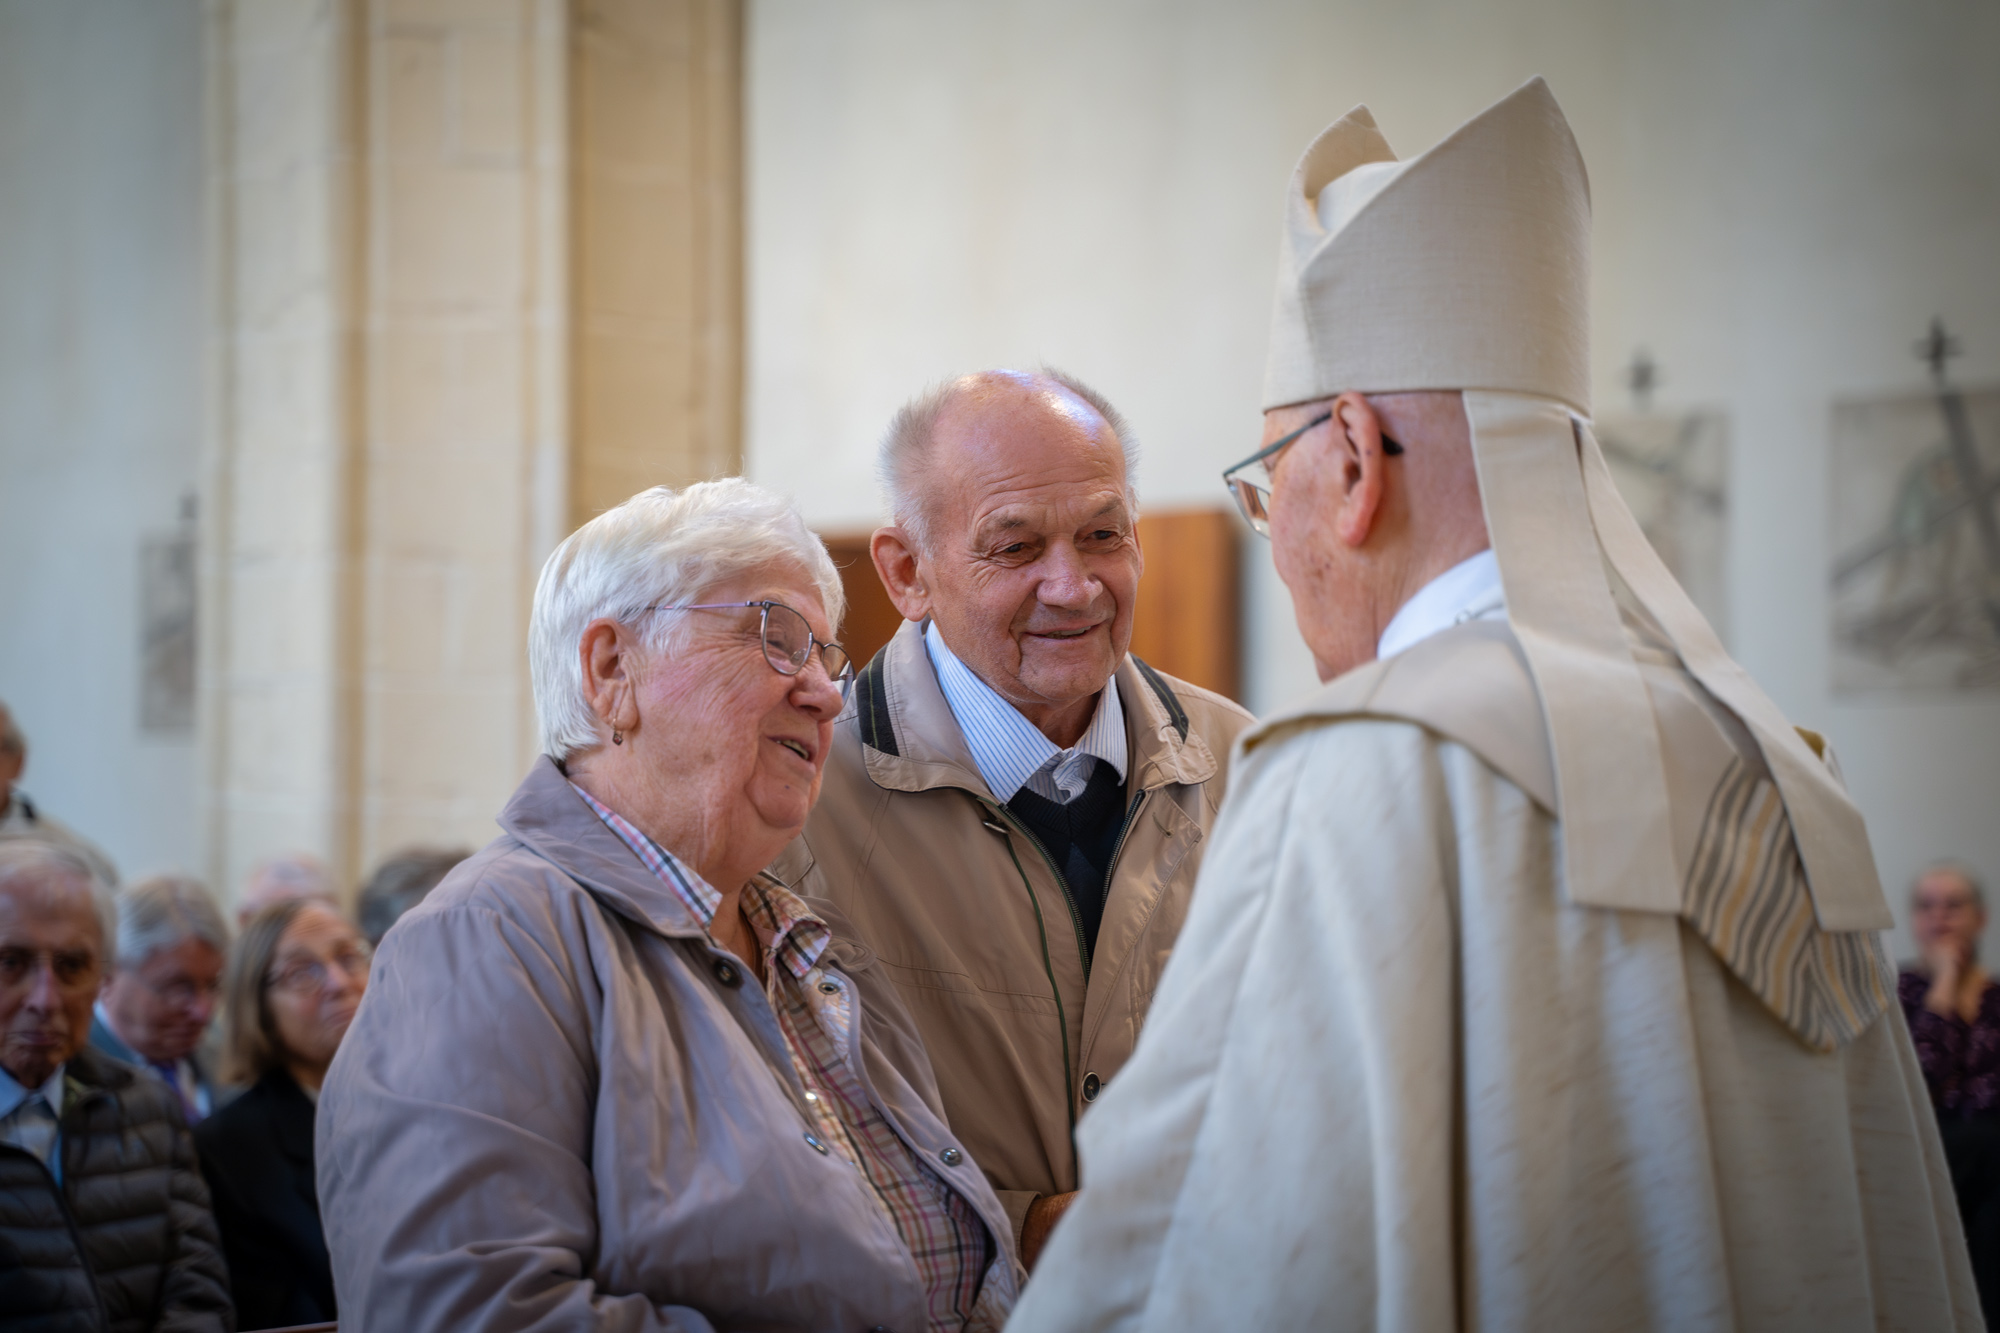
[1331,391,1390,549]
[870,526,933,623]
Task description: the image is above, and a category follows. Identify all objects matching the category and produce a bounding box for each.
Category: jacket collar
[88,1011,139,1066]
[497,757,721,943]
[854,619,1216,799]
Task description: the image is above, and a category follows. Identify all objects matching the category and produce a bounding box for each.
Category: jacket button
[1082,1071,1101,1102]
[939,1146,963,1167]
[804,1132,828,1154]
[818,980,840,994]
[712,959,742,988]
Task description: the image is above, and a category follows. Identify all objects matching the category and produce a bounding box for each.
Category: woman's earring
[612,730,623,746]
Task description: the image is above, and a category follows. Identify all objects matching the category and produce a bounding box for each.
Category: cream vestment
[1010,78,1979,1331]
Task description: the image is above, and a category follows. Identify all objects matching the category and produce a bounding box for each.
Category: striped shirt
[570,783,1010,1331]
[924,620,1127,804]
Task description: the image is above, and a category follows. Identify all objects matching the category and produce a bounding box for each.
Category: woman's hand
[1925,937,1979,1020]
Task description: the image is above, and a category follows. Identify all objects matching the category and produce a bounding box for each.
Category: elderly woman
[195,898,369,1329]
[1900,862,2000,1321]
[318,480,1018,1331]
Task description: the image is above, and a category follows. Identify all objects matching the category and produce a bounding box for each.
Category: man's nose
[23,960,61,1012]
[1037,543,1103,608]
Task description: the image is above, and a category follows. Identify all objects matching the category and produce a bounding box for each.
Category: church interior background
[1,0,1995,964]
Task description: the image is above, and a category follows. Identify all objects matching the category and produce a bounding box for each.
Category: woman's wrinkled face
[1913,871,1986,957]
[635,570,844,850]
[264,903,368,1073]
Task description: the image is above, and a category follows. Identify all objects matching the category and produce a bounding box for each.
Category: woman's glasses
[644,600,855,699]
[267,943,372,995]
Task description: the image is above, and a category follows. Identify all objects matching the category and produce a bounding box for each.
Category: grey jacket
[317,757,1017,1332]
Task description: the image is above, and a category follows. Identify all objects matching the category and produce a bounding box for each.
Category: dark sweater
[0,1046,233,1333]
[193,1069,335,1331]
[1006,759,1129,961]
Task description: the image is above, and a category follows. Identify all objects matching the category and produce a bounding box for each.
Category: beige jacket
[772,620,1254,1239]
[1016,617,1978,1330]
[317,757,1019,1332]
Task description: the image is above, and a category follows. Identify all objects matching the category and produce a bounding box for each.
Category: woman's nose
[791,663,845,717]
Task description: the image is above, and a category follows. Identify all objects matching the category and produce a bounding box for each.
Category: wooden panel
[819,534,904,670]
[818,507,1243,705]
[1129,508,1242,703]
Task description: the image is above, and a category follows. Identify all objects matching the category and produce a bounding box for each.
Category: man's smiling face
[913,376,1143,743]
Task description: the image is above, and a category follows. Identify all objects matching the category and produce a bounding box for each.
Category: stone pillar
[569,0,743,526]
[204,0,740,905]
[202,0,366,902]
[352,0,568,866]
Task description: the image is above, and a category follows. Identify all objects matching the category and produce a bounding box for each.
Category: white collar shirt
[923,620,1128,805]
[0,1061,67,1177]
[1376,548,1508,661]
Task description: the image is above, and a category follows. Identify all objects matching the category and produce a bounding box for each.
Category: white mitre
[1264,77,1889,931]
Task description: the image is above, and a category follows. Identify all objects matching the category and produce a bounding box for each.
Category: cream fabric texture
[1259,76,1889,932]
[1261,79,1590,415]
[1010,624,1978,1331]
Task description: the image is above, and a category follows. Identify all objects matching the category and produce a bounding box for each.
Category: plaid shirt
[571,784,1011,1331]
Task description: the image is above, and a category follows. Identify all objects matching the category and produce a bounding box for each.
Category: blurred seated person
[317,480,1019,1330]
[0,841,231,1330]
[235,851,334,929]
[91,875,231,1123]
[356,845,468,946]
[196,898,369,1329]
[0,700,119,888]
[1901,861,2000,1321]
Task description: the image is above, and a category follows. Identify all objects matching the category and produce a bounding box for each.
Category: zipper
[979,797,1078,1127]
[988,801,1092,978]
[1102,790,1150,906]
[1,1135,112,1330]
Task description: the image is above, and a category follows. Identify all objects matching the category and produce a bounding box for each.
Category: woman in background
[195,898,369,1330]
[1900,862,2000,1325]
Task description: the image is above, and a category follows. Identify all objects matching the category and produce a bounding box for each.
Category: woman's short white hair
[530,478,846,762]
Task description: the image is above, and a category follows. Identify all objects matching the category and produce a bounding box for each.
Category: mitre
[1263,77,1890,933]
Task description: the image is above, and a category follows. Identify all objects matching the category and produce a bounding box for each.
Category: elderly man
[776,368,1253,1262]
[1016,80,1978,1329]
[0,700,119,888]
[90,876,231,1124]
[0,841,230,1329]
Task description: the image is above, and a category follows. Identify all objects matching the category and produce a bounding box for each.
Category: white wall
[745,0,2000,957]
[0,0,205,882]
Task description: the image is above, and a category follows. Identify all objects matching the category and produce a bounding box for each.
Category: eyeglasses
[267,942,372,995]
[1220,410,1403,536]
[644,600,854,700]
[138,972,224,1011]
[0,946,101,994]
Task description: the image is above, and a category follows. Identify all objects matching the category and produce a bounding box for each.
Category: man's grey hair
[1915,861,1987,912]
[878,367,1141,555]
[530,478,846,762]
[0,839,116,950]
[114,874,231,969]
